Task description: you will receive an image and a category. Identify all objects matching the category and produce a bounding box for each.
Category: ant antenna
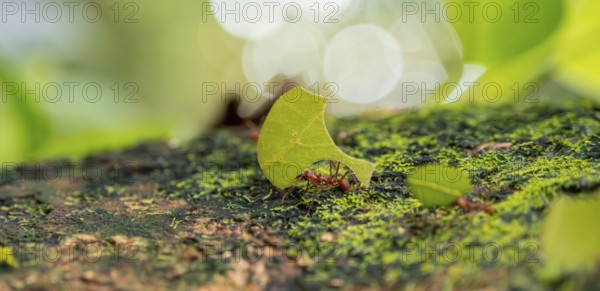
[281,173,303,202]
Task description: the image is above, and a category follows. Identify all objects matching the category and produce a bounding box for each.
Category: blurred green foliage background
[0,0,598,164]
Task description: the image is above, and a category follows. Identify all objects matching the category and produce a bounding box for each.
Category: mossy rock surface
[1,98,600,290]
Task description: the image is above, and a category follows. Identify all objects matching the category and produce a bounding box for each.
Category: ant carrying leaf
[243,118,264,143]
[282,161,360,215]
[455,197,493,214]
[281,160,360,202]
[256,87,376,190]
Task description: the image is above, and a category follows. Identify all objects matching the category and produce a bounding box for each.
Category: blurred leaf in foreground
[0,65,51,162]
[450,0,564,104]
[555,0,600,99]
[407,164,472,207]
[452,0,563,67]
[0,247,19,269]
[257,87,376,190]
[541,194,600,273]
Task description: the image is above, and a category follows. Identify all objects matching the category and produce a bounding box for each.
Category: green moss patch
[1,98,599,289]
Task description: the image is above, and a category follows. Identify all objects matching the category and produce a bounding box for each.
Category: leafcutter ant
[455,197,493,214]
[243,119,261,142]
[243,114,268,143]
[281,161,357,203]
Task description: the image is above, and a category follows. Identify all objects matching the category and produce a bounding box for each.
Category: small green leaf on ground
[407,164,472,207]
[541,194,600,273]
[257,87,376,190]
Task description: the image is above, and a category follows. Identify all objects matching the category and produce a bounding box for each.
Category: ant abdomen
[338,179,350,192]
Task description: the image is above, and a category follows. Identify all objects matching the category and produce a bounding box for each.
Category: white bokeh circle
[324,24,404,104]
[242,24,323,85]
[210,0,285,41]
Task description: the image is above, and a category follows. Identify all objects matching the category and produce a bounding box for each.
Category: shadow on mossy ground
[1,98,600,290]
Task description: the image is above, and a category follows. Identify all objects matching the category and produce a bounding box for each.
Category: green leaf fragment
[407,164,472,207]
[541,194,600,273]
[257,87,376,190]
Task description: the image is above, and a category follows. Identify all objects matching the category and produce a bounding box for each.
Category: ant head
[302,171,318,181]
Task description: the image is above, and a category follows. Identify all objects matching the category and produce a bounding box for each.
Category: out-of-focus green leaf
[32,125,170,160]
[0,65,51,162]
[453,40,554,105]
[257,87,376,190]
[0,246,19,269]
[555,0,600,99]
[541,194,600,273]
[447,0,565,104]
[0,104,24,162]
[451,0,563,67]
[407,164,472,207]
[1,1,227,164]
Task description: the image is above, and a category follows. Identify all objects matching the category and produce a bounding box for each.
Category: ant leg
[281,181,309,203]
[281,177,300,202]
[335,162,341,178]
[344,171,362,191]
[329,160,334,179]
[339,170,349,181]
[305,198,314,217]
[348,172,361,189]
[305,190,322,217]
[335,170,348,186]
[306,179,322,194]
[281,188,292,202]
[310,178,322,189]
[281,173,308,202]
[282,179,319,202]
